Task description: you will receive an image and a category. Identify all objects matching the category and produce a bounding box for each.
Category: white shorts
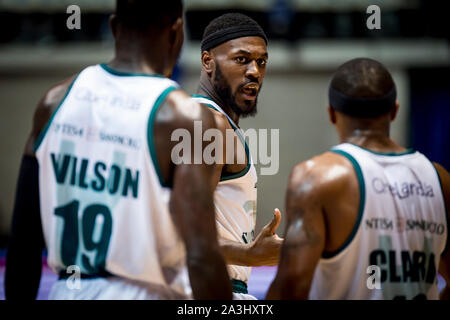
[232,292,257,300]
[48,276,190,300]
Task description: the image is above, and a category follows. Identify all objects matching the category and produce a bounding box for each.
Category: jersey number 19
[55,200,112,274]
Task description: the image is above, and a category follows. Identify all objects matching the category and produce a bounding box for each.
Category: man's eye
[235,57,248,64]
[257,59,267,66]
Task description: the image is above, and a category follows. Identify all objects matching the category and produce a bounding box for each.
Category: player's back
[35,64,189,298]
[309,142,448,300]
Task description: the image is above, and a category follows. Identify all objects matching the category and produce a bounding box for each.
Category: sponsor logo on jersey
[74,87,142,111]
[98,131,141,150]
[365,217,445,235]
[53,123,84,138]
[406,219,445,235]
[53,123,141,150]
[396,216,406,233]
[372,177,434,199]
[365,217,394,230]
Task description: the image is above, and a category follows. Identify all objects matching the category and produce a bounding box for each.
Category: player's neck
[197,77,240,125]
[341,129,406,153]
[110,40,168,76]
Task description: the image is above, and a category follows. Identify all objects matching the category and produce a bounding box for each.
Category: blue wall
[410,67,450,170]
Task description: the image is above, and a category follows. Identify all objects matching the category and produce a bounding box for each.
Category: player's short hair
[329,58,397,118]
[201,13,268,52]
[115,0,183,30]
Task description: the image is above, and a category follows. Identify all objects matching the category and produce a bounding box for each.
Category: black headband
[201,25,268,52]
[329,86,397,118]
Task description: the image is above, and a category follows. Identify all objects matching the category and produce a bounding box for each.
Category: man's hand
[248,208,283,266]
[219,209,283,267]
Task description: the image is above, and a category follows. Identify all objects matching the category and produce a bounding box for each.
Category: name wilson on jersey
[50,152,140,198]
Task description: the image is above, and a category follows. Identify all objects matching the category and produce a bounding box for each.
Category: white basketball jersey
[191,95,257,288]
[309,143,448,300]
[35,64,191,297]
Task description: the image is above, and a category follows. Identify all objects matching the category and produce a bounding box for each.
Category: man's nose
[245,60,261,81]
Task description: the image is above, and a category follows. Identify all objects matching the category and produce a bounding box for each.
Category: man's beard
[213,64,259,118]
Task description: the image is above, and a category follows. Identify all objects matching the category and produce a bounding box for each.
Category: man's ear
[201,50,215,76]
[109,14,118,39]
[328,105,337,124]
[391,101,399,122]
[169,17,184,47]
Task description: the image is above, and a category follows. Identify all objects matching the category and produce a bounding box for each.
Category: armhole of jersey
[199,102,251,182]
[322,149,366,259]
[431,163,449,256]
[220,142,250,181]
[33,74,79,153]
[147,86,178,188]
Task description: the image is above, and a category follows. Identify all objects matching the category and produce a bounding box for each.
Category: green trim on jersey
[34,74,80,153]
[191,94,211,100]
[432,164,449,255]
[100,63,166,78]
[147,86,178,188]
[322,149,366,259]
[231,279,248,294]
[349,143,416,156]
[192,95,251,181]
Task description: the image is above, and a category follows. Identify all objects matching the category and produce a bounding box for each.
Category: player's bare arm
[155,91,232,300]
[433,162,450,300]
[267,152,359,299]
[5,76,75,299]
[266,159,326,299]
[204,107,283,267]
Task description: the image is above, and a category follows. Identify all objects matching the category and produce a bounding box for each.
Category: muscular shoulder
[288,152,357,205]
[155,90,216,133]
[199,103,231,134]
[25,75,77,156]
[153,90,220,187]
[433,162,449,184]
[433,162,450,210]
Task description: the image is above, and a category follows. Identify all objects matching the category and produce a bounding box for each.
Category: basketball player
[191,13,283,299]
[5,0,232,300]
[267,58,449,300]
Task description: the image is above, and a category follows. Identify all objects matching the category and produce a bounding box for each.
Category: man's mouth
[241,84,259,100]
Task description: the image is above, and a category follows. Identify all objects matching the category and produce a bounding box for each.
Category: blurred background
[0,0,449,256]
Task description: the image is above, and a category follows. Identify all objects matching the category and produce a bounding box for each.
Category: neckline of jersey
[191,94,252,181]
[100,63,166,78]
[191,94,239,126]
[191,94,214,100]
[348,142,416,156]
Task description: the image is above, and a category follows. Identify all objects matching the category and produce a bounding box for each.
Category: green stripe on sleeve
[194,100,251,182]
[147,86,178,188]
[322,149,366,259]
